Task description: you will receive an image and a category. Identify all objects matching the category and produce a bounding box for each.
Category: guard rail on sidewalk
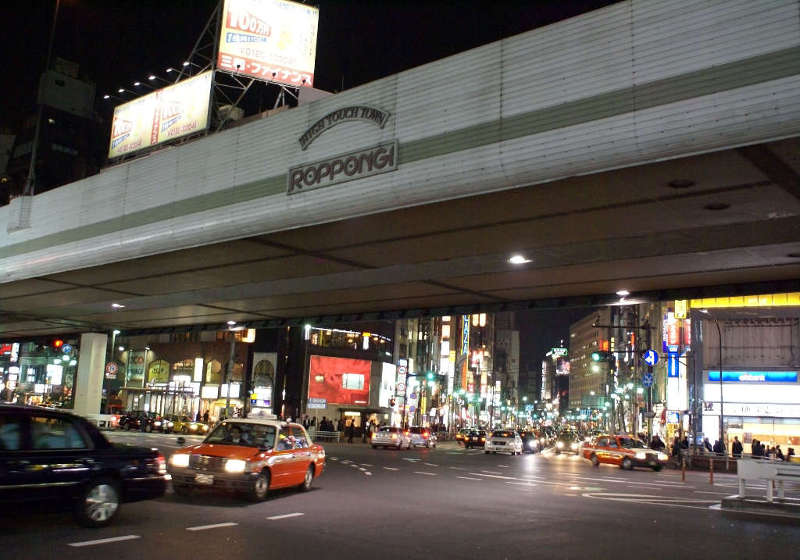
[312,430,341,442]
[737,458,800,502]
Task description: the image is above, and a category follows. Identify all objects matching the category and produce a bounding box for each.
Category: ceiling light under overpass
[226,320,237,326]
[111,303,125,309]
[508,255,532,264]
[616,290,630,297]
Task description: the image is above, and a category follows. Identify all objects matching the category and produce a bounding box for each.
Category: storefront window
[1,341,77,409]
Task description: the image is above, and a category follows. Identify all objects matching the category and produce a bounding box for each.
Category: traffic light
[590,351,610,362]
[426,371,435,381]
[52,339,64,350]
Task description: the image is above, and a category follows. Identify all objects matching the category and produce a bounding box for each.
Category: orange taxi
[168,418,325,501]
[582,434,668,471]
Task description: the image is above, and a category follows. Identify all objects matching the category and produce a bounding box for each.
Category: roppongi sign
[218,0,319,87]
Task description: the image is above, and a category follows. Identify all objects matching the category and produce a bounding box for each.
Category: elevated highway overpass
[1,0,799,338]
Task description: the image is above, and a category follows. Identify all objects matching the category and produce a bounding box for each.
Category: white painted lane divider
[186,522,239,532]
[383,467,399,471]
[457,476,482,481]
[68,535,141,547]
[360,463,373,467]
[413,471,437,476]
[424,463,438,467]
[267,513,305,520]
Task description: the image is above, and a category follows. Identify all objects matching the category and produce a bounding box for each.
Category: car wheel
[372,444,378,449]
[484,450,490,454]
[652,465,663,472]
[172,483,193,497]
[247,470,270,502]
[73,478,120,528]
[622,457,633,470]
[590,454,600,467]
[181,426,188,434]
[145,424,152,433]
[124,422,131,431]
[299,465,314,492]
[492,451,497,454]
[396,442,402,449]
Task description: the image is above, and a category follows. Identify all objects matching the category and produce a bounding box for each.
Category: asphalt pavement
[2,431,799,559]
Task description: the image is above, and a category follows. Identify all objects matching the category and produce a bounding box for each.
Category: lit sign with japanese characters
[707,370,798,383]
[108,71,212,158]
[218,0,319,87]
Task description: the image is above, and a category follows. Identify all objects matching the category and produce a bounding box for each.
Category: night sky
[2,0,619,128]
[2,0,614,370]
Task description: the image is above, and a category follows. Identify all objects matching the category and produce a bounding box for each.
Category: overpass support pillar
[73,333,108,417]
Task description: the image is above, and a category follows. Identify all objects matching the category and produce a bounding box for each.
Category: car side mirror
[176,436,186,446]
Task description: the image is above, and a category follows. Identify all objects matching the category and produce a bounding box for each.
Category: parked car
[485,430,523,455]
[170,415,210,435]
[582,434,668,470]
[371,426,411,449]
[168,419,325,501]
[407,426,437,448]
[464,429,487,449]
[0,404,167,527]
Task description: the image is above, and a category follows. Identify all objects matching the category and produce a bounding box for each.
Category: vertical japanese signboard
[108,71,213,158]
[218,0,319,87]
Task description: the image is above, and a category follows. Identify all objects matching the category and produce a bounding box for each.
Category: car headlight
[167,422,174,428]
[203,425,209,431]
[225,459,247,473]
[170,453,190,468]
[635,452,647,460]
[154,421,162,426]
[571,443,578,450]
[556,441,564,448]
[528,440,538,448]
[657,452,668,461]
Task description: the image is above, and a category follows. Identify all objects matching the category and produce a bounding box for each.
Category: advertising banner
[218,0,319,87]
[108,71,212,158]
[379,362,396,408]
[308,355,371,405]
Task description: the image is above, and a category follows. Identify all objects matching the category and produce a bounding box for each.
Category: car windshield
[205,422,276,448]
[619,437,647,449]
[492,431,515,438]
[379,427,401,433]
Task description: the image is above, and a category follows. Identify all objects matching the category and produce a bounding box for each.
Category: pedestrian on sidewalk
[751,438,762,457]
[732,436,743,458]
[712,439,723,454]
[703,437,712,453]
[346,419,355,443]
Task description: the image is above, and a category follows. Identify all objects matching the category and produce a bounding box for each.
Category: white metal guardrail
[737,458,800,502]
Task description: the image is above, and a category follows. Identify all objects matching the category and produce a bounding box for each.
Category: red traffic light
[53,339,64,349]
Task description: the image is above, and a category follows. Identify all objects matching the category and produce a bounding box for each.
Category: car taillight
[391,434,397,440]
[481,437,485,441]
[371,432,376,439]
[423,431,429,437]
[155,454,167,475]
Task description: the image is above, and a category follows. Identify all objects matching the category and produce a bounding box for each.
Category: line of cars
[457,427,554,454]
[371,426,437,449]
[117,411,210,435]
[0,405,326,529]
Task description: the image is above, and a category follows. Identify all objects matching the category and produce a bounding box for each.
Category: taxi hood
[179,443,264,460]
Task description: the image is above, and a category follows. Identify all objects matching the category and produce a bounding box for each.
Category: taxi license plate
[195,474,214,485]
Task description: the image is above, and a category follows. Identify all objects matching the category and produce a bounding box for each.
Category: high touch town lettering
[287,141,397,195]
[298,106,391,150]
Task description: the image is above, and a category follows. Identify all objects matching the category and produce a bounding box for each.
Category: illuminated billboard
[108,71,212,159]
[218,0,319,87]
[308,356,371,406]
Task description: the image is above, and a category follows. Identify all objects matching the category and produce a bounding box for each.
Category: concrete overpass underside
[2,137,799,337]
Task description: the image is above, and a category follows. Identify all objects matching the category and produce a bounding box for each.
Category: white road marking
[186,522,238,532]
[68,535,141,547]
[329,457,338,461]
[364,471,372,476]
[424,463,438,467]
[359,467,367,471]
[383,467,399,471]
[505,482,537,487]
[694,490,733,495]
[481,470,502,475]
[267,513,305,520]
[448,466,466,470]
[498,464,510,468]
[360,463,373,467]
[413,471,437,476]
[402,458,421,462]
[457,476,481,481]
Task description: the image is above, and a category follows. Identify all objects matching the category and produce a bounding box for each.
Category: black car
[464,430,486,449]
[554,431,581,454]
[519,431,541,454]
[0,404,167,527]
[119,410,174,433]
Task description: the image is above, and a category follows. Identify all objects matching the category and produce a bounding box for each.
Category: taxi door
[271,427,297,488]
[289,426,314,483]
